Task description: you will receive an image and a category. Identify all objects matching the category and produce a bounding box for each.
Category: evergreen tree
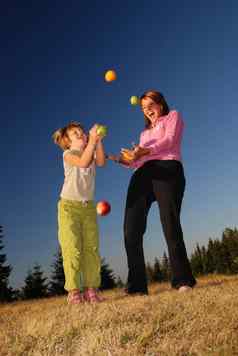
[161,252,171,281]
[115,276,124,288]
[10,288,23,301]
[205,239,216,274]
[48,249,66,296]
[190,243,204,276]
[152,257,163,283]
[222,227,238,273]
[190,227,238,277]
[100,258,116,290]
[201,246,209,274]
[212,239,227,274]
[22,263,48,299]
[232,256,238,273]
[146,262,154,283]
[0,225,12,302]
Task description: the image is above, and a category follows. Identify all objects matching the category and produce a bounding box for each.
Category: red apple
[96,201,111,216]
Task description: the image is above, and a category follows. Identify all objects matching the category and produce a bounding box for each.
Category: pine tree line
[0,225,12,302]
[1,225,238,302]
[145,228,238,281]
[146,253,171,283]
[190,227,238,276]
[0,225,118,302]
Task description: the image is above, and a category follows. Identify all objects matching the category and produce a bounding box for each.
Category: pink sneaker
[67,291,84,304]
[84,288,105,303]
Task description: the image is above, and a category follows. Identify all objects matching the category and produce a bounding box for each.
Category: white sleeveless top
[60,149,96,202]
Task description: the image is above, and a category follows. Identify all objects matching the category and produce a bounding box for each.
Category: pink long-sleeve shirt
[130,110,184,169]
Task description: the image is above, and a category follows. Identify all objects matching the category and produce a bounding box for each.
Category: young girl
[52,121,106,304]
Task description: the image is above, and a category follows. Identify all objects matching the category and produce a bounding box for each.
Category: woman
[109,90,196,295]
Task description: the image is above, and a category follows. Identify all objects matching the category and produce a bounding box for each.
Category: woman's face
[141,97,163,125]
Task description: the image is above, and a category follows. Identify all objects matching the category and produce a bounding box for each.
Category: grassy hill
[1,275,238,356]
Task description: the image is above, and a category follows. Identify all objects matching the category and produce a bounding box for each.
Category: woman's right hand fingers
[121,148,134,156]
[120,150,134,162]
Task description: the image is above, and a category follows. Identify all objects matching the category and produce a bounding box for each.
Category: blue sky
[1,1,238,288]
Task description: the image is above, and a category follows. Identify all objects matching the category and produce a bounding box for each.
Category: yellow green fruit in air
[105,70,117,82]
[97,125,108,137]
[130,96,139,105]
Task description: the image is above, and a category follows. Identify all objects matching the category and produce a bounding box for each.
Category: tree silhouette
[190,243,204,275]
[222,228,238,273]
[22,263,48,299]
[161,252,171,281]
[152,257,163,283]
[115,276,124,288]
[190,227,238,276]
[146,262,154,283]
[48,249,66,296]
[0,225,12,302]
[100,258,116,290]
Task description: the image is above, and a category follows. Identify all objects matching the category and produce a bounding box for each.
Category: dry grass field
[1,275,238,356]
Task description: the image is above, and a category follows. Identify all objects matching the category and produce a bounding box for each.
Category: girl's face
[67,127,87,150]
[141,97,163,125]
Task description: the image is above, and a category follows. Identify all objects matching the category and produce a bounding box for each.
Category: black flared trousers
[124,160,196,293]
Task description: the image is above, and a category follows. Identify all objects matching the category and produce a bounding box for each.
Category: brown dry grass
[1,275,238,356]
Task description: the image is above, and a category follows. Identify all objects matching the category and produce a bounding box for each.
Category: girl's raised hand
[88,124,100,145]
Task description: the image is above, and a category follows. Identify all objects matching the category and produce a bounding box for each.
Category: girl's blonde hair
[52,121,84,150]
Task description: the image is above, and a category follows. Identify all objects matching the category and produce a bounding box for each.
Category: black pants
[124,160,196,293]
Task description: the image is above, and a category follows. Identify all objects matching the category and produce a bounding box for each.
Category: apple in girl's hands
[96,201,111,216]
[88,124,107,145]
[96,125,107,138]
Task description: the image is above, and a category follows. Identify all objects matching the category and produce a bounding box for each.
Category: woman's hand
[106,154,131,166]
[121,146,151,161]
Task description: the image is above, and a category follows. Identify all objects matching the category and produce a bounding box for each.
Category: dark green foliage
[152,257,164,283]
[115,276,124,288]
[160,252,171,281]
[145,254,171,284]
[190,227,238,276]
[48,249,66,296]
[0,226,12,302]
[22,264,48,300]
[190,243,204,275]
[100,258,116,290]
[146,262,154,283]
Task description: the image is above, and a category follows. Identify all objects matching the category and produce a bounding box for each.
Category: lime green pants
[57,199,101,291]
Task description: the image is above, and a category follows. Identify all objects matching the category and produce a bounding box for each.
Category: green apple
[130,95,139,106]
[97,125,108,137]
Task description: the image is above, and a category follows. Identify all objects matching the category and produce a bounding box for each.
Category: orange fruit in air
[104,70,117,82]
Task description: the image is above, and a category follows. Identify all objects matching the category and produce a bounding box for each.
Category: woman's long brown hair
[140,90,170,128]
